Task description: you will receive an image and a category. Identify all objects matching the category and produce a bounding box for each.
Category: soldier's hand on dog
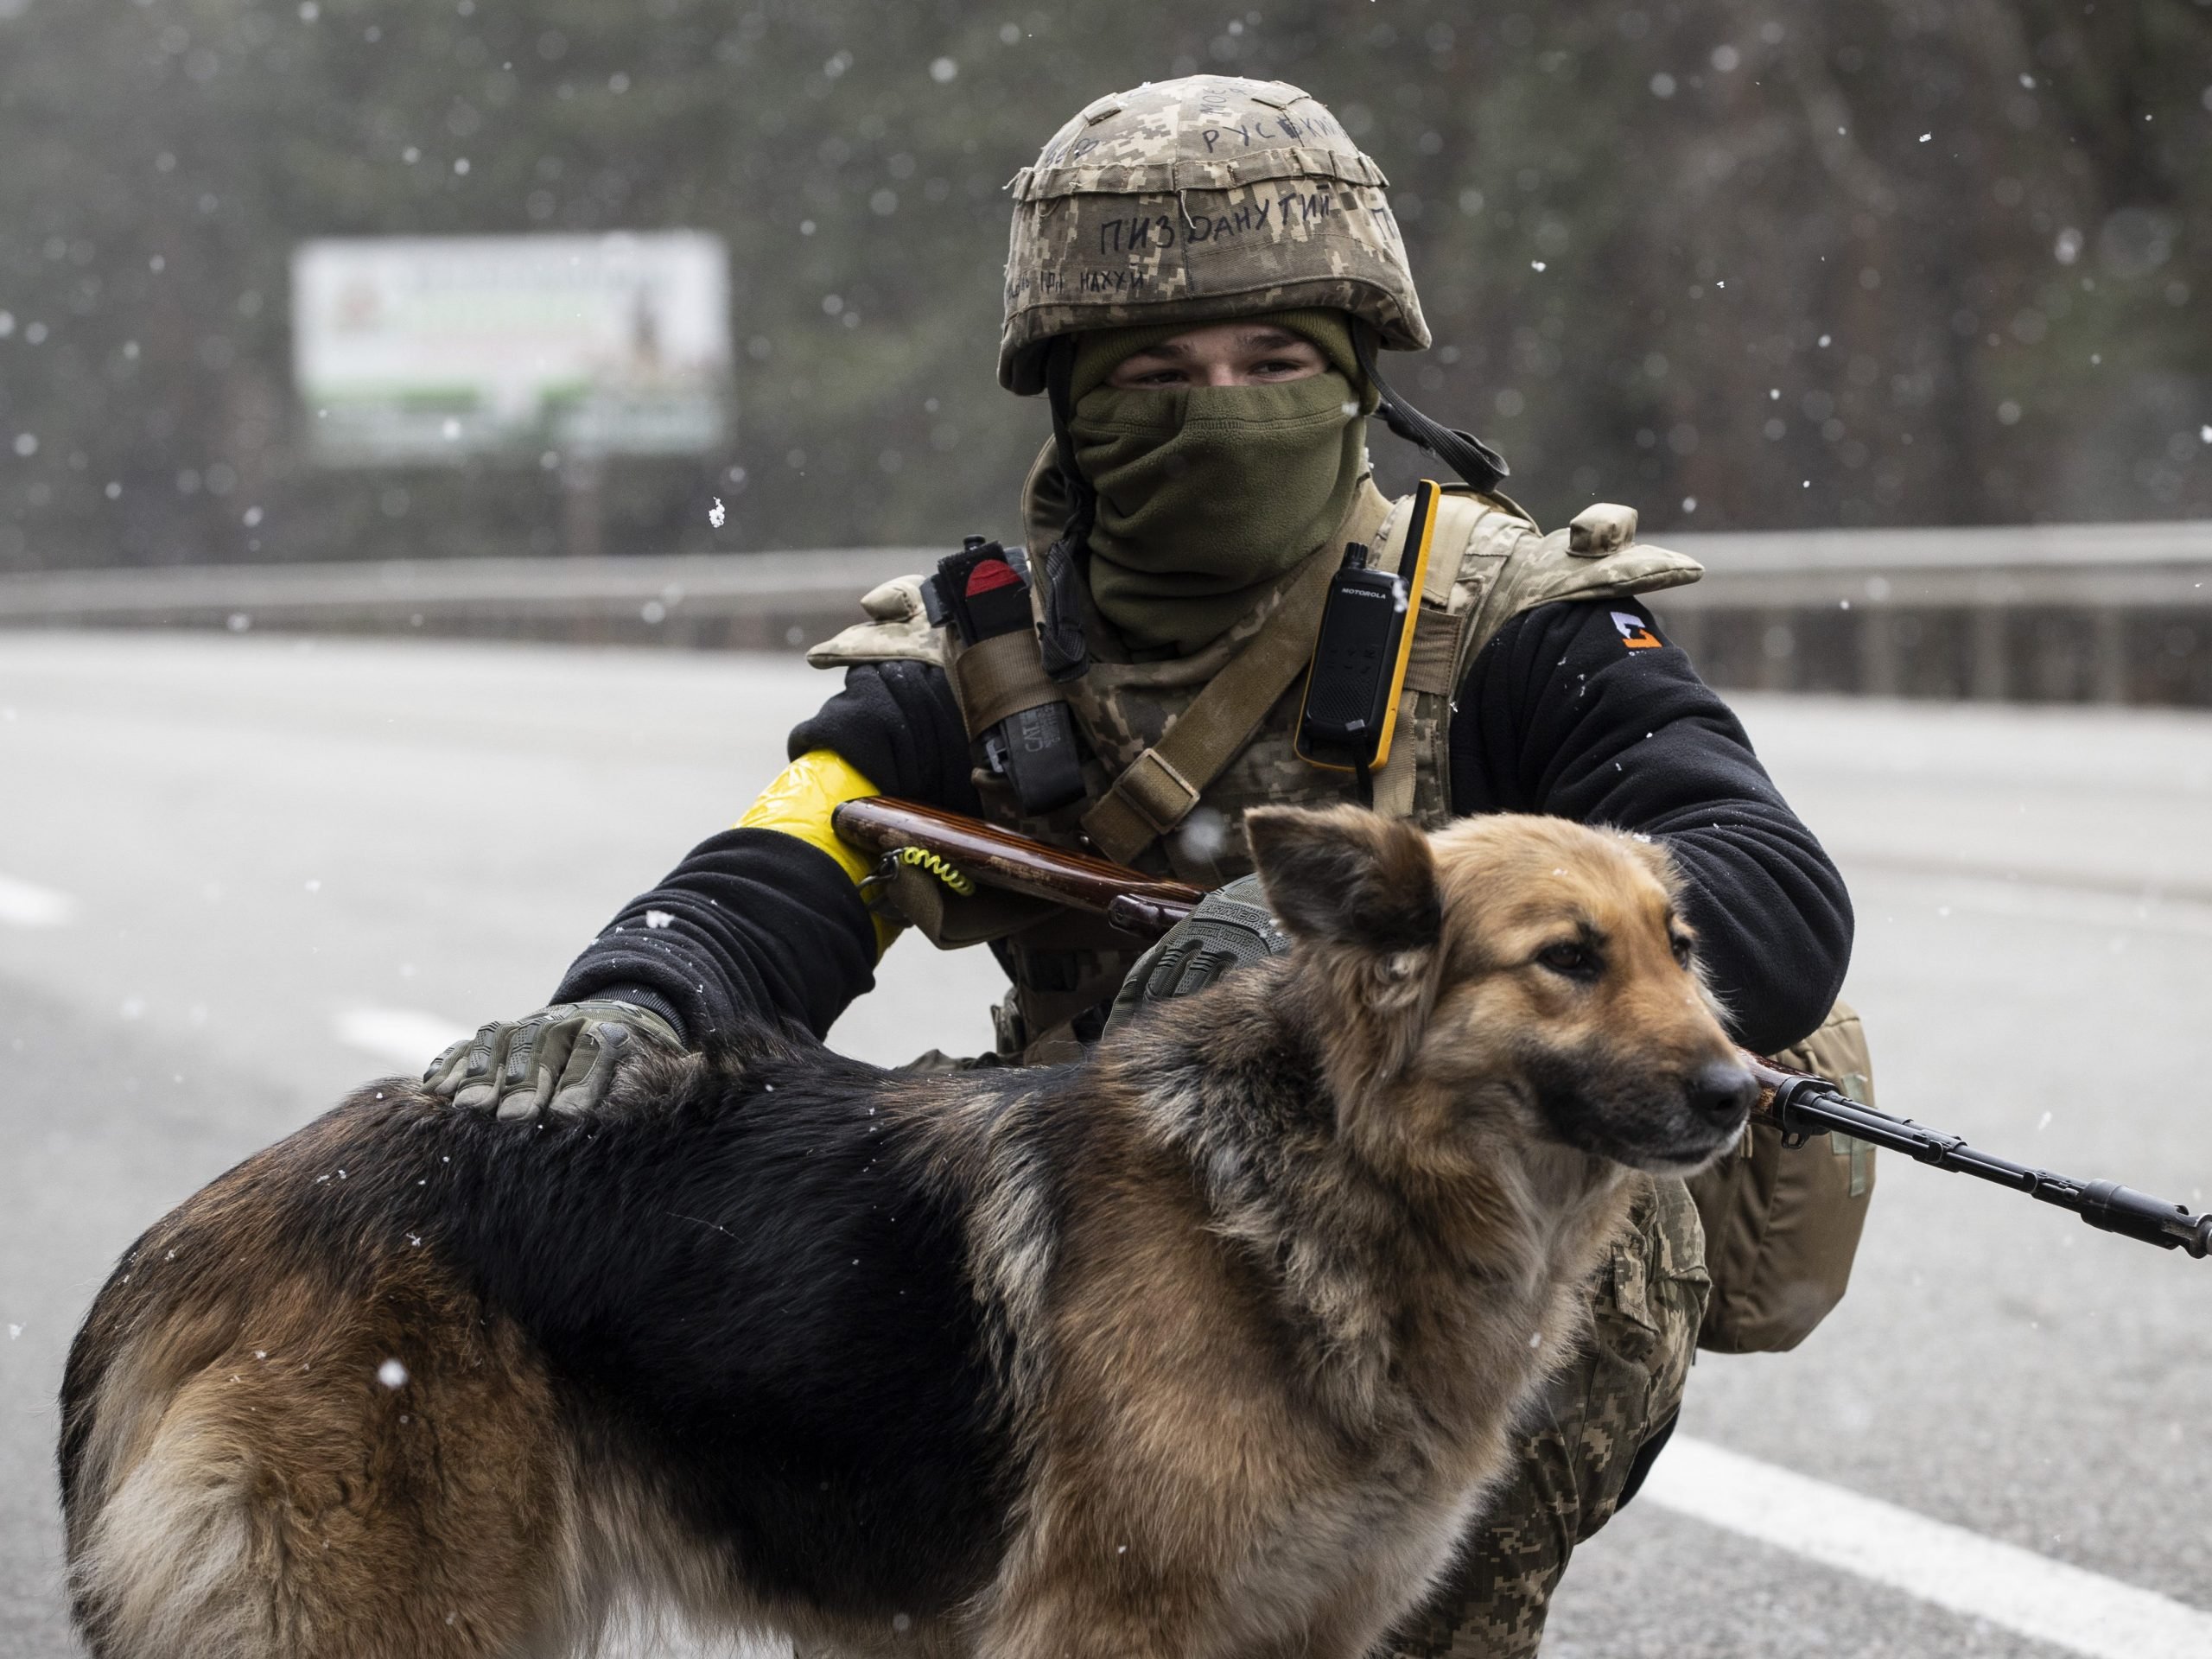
[1103,873,1292,1036]
[423,1000,681,1120]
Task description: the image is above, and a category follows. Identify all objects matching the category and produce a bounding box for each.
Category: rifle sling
[1081,490,1391,864]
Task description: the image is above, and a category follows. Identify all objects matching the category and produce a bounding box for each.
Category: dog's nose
[1686,1061,1757,1123]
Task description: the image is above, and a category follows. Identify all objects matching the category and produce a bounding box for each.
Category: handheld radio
[1294,480,1442,778]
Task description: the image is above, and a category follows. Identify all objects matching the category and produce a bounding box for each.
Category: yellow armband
[735,749,899,956]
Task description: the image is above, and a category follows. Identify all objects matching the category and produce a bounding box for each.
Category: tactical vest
[811,457,1876,1357]
[810,442,1704,1064]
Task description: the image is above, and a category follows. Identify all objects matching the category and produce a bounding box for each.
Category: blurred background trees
[1,0,2206,574]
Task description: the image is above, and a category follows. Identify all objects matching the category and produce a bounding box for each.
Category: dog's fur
[59,806,1752,1659]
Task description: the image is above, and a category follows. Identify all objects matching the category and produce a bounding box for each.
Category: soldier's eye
[1537,942,1599,980]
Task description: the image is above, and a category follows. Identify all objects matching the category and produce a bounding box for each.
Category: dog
[59,804,1754,1659]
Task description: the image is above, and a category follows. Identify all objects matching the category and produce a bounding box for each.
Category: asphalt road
[3,631,2209,1657]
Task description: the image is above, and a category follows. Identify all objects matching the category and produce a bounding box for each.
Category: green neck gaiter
[1070,371,1367,655]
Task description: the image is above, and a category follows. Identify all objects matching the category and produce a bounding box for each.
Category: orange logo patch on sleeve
[1611,610,1663,651]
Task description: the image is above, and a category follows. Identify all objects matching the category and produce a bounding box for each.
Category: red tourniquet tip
[964,559,1022,596]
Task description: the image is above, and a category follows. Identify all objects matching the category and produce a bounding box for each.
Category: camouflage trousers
[1382,1174,1710,1658]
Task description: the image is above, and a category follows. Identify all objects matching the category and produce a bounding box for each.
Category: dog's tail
[64,1336,300,1659]
[60,1086,583,1659]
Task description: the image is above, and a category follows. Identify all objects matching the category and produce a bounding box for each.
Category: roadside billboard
[291,232,730,466]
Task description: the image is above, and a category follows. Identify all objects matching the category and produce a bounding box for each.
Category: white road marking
[334,1007,472,1072]
[0,871,74,928]
[1647,1437,2212,1658]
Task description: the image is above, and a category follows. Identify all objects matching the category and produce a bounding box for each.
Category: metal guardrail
[0,547,936,652]
[1655,519,2210,704]
[1662,519,2212,604]
[3,520,2208,704]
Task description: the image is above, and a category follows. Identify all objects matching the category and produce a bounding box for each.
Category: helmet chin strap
[1351,321,1511,493]
[1038,339,1096,682]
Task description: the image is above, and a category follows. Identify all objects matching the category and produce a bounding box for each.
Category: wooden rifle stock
[830,796,2212,1259]
[830,796,1204,932]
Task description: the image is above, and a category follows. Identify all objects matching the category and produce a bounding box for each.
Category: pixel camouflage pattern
[1000,75,1431,392]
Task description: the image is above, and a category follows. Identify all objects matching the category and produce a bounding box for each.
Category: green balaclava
[1066,309,1376,656]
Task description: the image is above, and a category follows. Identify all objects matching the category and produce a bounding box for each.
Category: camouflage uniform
[815,73,1768,1656]
[813,464,1705,1067]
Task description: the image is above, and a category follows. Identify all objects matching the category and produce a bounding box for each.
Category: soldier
[428,76,1859,1656]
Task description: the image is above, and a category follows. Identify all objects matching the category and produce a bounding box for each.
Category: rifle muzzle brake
[2076,1180,2212,1257]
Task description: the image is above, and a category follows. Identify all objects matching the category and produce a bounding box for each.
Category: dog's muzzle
[1649,1059,1758,1168]
[1686,1060,1758,1130]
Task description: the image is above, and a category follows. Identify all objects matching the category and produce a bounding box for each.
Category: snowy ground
[3,631,2209,1657]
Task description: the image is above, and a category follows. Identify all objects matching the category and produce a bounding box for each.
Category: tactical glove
[422,1000,682,1121]
[1102,874,1291,1037]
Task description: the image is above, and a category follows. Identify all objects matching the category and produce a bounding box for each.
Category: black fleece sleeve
[1449,599,1853,1054]
[786,657,982,815]
[553,661,975,1044]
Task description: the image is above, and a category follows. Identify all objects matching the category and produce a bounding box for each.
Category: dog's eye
[1537,942,1599,980]
[1670,934,1694,969]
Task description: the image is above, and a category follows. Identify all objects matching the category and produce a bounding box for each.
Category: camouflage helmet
[999,75,1431,394]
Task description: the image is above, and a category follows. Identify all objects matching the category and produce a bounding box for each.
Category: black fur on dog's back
[442,1034,1036,1616]
[62,1027,1041,1634]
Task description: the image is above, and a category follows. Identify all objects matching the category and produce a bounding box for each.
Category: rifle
[832,795,2212,1262]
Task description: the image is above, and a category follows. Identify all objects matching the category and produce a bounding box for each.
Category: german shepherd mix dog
[60,806,1754,1659]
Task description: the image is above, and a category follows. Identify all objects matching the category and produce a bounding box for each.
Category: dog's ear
[1248,805,1443,1109]
[1246,804,1441,960]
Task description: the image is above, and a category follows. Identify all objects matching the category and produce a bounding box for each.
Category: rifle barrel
[1749,1065,2212,1259]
